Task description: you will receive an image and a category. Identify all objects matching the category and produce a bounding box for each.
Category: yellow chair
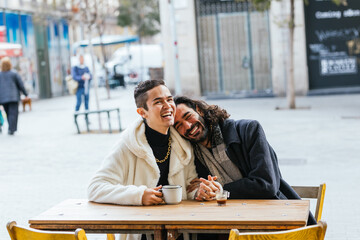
[7,221,87,240]
[107,234,116,240]
[228,221,327,240]
[291,183,326,222]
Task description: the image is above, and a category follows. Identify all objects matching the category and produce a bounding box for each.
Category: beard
[184,117,209,144]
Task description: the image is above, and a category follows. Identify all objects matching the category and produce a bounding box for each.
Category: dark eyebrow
[152,95,173,102]
[152,97,163,102]
[183,111,191,119]
[174,111,190,129]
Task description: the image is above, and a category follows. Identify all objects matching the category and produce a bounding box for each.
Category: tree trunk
[85,3,102,131]
[139,35,144,82]
[138,3,145,82]
[287,0,296,109]
[98,26,111,99]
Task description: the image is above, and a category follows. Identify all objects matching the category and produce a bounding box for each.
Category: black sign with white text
[304,0,360,90]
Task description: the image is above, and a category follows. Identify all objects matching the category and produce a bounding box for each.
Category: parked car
[70,54,106,87]
[106,44,163,85]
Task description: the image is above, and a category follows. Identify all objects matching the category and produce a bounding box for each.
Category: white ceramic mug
[161,185,182,204]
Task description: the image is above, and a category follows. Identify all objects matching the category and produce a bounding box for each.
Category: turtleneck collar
[144,121,170,147]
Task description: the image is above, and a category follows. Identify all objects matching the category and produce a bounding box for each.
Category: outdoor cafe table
[29,199,310,240]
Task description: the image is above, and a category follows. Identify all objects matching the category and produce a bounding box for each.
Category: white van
[106,44,163,84]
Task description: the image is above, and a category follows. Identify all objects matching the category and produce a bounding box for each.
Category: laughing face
[137,85,175,135]
[174,103,209,145]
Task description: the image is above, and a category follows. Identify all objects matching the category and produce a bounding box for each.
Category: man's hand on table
[142,186,163,206]
[193,175,222,201]
[187,178,202,192]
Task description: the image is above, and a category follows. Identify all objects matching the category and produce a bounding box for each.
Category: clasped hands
[188,175,222,201]
[141,175,221,205]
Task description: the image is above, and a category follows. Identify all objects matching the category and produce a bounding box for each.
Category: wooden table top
[29,199,309,228]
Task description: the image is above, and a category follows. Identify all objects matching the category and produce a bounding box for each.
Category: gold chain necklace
[156,136,172,163]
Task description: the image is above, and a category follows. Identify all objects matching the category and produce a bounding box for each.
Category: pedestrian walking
[71,55,92,112]
[0,57,30,135]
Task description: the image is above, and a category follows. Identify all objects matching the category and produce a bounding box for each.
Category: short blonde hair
[1,57,12,72]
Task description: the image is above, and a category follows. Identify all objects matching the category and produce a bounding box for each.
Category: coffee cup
[161,185,182,204]
[216,190,230,206]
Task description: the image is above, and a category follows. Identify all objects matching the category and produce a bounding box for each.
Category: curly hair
[174,96,230,126]
[134,79,165,110]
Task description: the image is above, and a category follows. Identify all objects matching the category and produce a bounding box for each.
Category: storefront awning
[73,35,139,52]
[0,42,22,57]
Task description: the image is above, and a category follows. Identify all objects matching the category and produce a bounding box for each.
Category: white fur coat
[87,119,198,240]
[88,118,197,205]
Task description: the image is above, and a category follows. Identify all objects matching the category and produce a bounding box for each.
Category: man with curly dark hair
[174,96,316,225]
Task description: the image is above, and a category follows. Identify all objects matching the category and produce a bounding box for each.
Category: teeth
[161,112,172,117]
[190,126,198,135]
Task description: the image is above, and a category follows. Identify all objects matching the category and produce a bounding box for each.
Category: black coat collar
[220,119,242,146]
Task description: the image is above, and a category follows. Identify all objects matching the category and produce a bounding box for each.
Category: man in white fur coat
[88,80,218,208]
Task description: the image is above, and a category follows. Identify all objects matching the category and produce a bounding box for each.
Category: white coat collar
[122,119,193,178]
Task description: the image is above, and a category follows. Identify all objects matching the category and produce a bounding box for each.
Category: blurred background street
[1,87,360,240]
[1,0,360,239]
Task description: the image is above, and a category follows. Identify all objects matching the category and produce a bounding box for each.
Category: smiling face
[137,85,175,135]
[174,103,209,145]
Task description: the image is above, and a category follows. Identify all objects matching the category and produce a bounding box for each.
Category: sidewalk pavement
[0,86,359,240]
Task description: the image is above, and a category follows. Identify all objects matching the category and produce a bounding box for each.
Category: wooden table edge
[165,223,306,230]
[29,224,164,231]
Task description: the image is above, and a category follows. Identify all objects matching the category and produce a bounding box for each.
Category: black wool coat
[194,118,316,225]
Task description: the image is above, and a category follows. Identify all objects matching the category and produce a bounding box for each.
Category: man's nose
[184,121,192,130]
[163,101,171,108]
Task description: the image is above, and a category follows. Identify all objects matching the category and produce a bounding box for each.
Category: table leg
[74,114,80,134]
[107,111,112,133]
[85,113,90,132]
[167,230,180,240]
[154,229,166,240]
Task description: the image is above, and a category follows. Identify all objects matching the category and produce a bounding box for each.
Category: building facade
[0,0,72,99]
[160,0,360,97]
[1,0,124,99]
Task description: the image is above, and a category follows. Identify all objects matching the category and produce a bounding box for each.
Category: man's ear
[195,105,204,117]
[137,108,147,119]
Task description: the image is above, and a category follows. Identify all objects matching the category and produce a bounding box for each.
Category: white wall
[159,0,201,97]
[269,0,309,96]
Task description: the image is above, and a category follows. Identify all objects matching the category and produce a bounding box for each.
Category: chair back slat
[291,186,319,198]
[7,221,87,240]
[228,221,327,240]
[291,183,326,223]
